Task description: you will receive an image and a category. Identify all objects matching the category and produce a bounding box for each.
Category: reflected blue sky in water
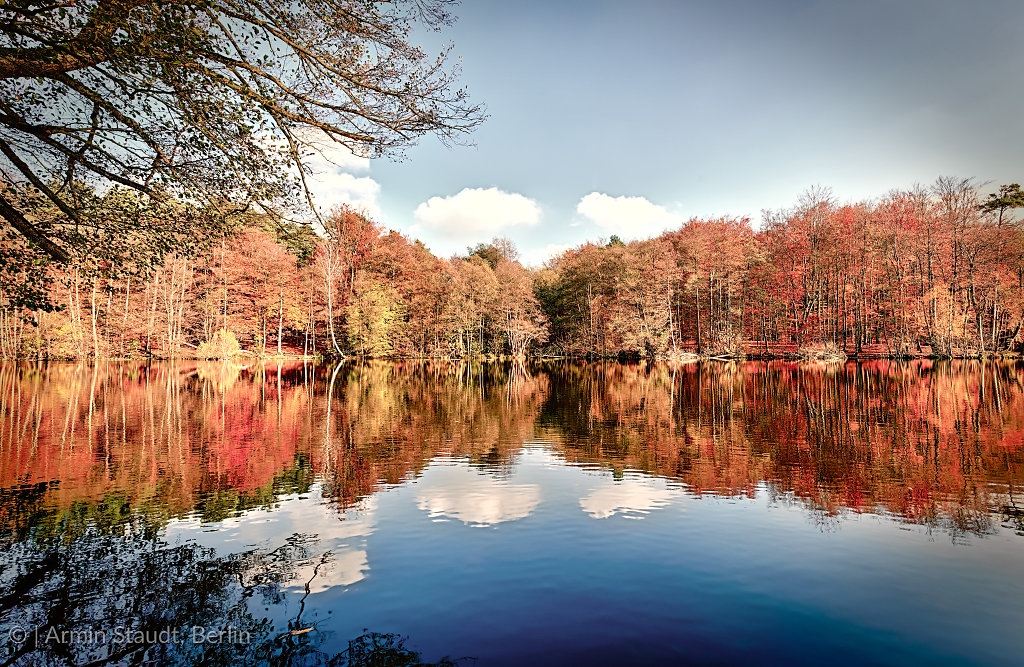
[155,445,1024,665]
[4,360,1024,665]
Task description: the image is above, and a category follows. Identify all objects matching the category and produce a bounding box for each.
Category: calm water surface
[1,360,1023,665]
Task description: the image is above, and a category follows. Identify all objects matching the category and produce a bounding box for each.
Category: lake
[1,359,1022,665]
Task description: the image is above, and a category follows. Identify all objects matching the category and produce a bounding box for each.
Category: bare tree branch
[0,0,485,278]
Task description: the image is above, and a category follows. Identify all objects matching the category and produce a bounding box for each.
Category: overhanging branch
[0,192,70,262]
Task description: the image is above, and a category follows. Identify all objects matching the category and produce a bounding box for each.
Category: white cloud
[521,242,574,268]
[576,192,679,240]
[307,171,381,219]
[267,134,379,218]
[413,187,542,240]
[417,469,541,527]
[580,477,682,519]
[262,128,370,174]
[304,140,371,173]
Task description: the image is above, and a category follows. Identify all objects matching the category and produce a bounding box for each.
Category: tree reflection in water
[0,523,468,666]
[536,359,1024,537]
[1,359,1023,538]
[1,359,1023,664]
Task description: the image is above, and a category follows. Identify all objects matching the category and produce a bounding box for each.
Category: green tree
[980,183,1024,225]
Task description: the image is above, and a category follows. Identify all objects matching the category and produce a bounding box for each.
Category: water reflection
[3,359,1024,664]
[0,487,471,665]
[539,360,1024,536]
[417,466,541,527]
[1,359,1022,537]
[1,524,345,666]
[579,476,682,519]
[170,489,379,593]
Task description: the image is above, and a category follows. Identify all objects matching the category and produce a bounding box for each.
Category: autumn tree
[494,259,548,357]
[979,183,1024,348]
[667,217,753,354]
[346,272,405,357]
[313,206,381,356]
[447,255,499,356]
[0,0,484,308]
[537,242,623,356]
[6,177,1024,360]
[467,236,519,268]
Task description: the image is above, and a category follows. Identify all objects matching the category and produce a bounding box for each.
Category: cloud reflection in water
[580,476,682,519]
[417,466,541,527]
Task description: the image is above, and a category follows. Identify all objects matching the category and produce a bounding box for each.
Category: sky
[305,0,1024,266]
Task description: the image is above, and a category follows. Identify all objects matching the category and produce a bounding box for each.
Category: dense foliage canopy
[1,179,1022,360]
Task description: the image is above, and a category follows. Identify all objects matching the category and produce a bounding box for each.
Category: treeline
[538,179,1024,358]
[0,200,547,359]
[0,178,1022,359]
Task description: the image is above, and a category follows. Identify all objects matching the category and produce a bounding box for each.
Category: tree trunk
[121,276,130,356]
[695,280,702,354]
[278,290,284,356]
[91,282,99,359]
[222,239,228,331]
[327,282,342,355]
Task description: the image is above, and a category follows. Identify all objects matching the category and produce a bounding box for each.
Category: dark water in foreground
[1,360,1023,666]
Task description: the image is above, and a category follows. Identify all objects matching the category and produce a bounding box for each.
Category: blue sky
[306,0,1024,265]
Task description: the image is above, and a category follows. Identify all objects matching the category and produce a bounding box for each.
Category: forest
[0,177,1022,360]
